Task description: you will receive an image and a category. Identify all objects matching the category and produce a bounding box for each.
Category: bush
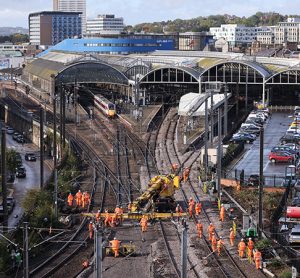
[255,239,272,250]
[279,270,292,278]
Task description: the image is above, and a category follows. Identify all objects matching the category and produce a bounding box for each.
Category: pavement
[231,112,294,186]
[5,132,52,229]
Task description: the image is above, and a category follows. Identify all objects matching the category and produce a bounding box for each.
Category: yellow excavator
[131,174,181,212]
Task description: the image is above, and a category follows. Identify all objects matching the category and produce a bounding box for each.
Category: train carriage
[94,94,116,118]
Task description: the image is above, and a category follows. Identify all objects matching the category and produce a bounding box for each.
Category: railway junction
[0,50,300,277]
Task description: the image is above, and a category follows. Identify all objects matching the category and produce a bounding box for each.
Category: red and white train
[94,94,116,118]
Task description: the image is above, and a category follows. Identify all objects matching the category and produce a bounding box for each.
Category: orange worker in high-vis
[183,168,190,182]
[196,221,203,238]
[254,249,262,269]
[217,237,224,256]
[229,228,235,247]
[220,204,225,222]
[88,221,93,239]
[208,223,215,241]
[84,192,91,205]
[81,193,86,208]
[104,210,111,227]
[195,202,202,216]
[109,237,121,257]
[75,190,83,207]
[140,215,148,232]
[176,204,183,221]
[171,163,179,173]
[211,233,217,252]
[96,209,101,223]
[248,238,254,255]
[67,193,74,207]
[238,239,246,258]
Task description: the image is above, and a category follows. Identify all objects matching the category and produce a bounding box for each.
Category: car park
[16,166,26,178]
[25,153,36,161]
[269,151,294,163]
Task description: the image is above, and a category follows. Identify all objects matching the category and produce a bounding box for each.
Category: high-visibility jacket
[254,250,262,260]
[96,211,101,222]
[196,223,203,232]
[217,239,224,249]
[176,206,183,214]
[67,193,73,205]
[110,239,120,250]
[220,206,225,216]
[208,225,215,234]
[230,231,235,240]
[140,217,148,227]
[248,239,254,251]
[195,203,202,214]
[238,241,246,251]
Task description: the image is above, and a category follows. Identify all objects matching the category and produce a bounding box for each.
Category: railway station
[1,49,300,278]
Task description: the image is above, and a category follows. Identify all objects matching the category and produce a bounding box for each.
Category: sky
[0,0,299,28]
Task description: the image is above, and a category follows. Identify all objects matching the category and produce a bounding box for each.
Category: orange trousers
[255,259,261,269]
[239,249,245,258]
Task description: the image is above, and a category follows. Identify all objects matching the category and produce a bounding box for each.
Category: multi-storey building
[210,24,261,46]
[256,27,275,45]
[274,18,300,44]
[86,15,124,36]
[53,0,86,34]
[28,11,82,46]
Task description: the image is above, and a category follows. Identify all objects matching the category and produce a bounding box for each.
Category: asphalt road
[6,133,51,228]
[231,112,294,186]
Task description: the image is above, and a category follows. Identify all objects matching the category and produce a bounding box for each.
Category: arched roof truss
[200,61,271,85]
[139,66,200,84]
[266,68,300,85]
[55,61,129,86]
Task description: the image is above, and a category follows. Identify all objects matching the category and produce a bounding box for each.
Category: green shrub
[279,270,292,278]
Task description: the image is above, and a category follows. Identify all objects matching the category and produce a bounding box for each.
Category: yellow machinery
[105,242,135,257]
[131,174,180,212]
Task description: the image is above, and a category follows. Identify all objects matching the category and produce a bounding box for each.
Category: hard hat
[221,204,224,206]
[98,209,100,212]
[230,228,232,230]
[210,222,212,225]
[90,221,92,223]
[114,237,117,240]
[249,238,252,240]
[78,190,81,192]
[241,238,244,241]
[220,236,222,239]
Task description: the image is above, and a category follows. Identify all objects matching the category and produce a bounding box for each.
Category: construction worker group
[67,190,91,208]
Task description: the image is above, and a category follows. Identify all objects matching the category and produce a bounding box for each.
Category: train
[94,94,116,118]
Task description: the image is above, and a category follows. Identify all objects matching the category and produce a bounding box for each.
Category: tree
[6,149,19,173]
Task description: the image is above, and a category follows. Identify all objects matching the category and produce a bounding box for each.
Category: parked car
[280,134,300,145]
[230,133,255,144]
[12,132,20,141]
[15,166,26,178]
[269,151,294,163]
[289,225,300,244]
[236,132,257,140]
[16,135,25,144]
[282,143,300,151]
[292,197,300,207]
[239,126,261,134]
[6,127,14,134]
[244,120,263,127]
[271,146,299,157]
[25,153,36,161]
[15,153,22,167]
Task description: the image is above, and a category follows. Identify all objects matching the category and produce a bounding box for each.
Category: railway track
[161,108,248,278]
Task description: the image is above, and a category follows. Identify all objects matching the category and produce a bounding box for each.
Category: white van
[289,225,300,244]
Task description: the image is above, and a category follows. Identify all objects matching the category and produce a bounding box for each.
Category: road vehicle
[280,134,300,145]
[16,135,25,144]
[25,153,36,161]
[289,225,300,244]
[16,166,26,178]
[6,128,14,134]
[269,151,294,163]
[15,153,22,167]
[271,146,299,157]
[282,143,300,151]
[12,132,20,140]
[236,132,257,140]
[244,120,263,127]
[287,126,300,134]
[94,94,116,118]
[292,197,300,207]
[230,133,255,144]
[239,126,261,134]
[241,123,262,129]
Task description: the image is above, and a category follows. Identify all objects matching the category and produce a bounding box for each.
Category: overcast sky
[0,0,298,28]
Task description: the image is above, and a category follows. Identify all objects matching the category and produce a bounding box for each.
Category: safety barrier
[269,105,295,112]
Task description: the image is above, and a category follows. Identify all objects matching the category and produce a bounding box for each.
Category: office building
[210,24,261,46]
[274,18,300,44]
[29,11,82,46]
[86,14,124,36]
[53,0,86,34]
